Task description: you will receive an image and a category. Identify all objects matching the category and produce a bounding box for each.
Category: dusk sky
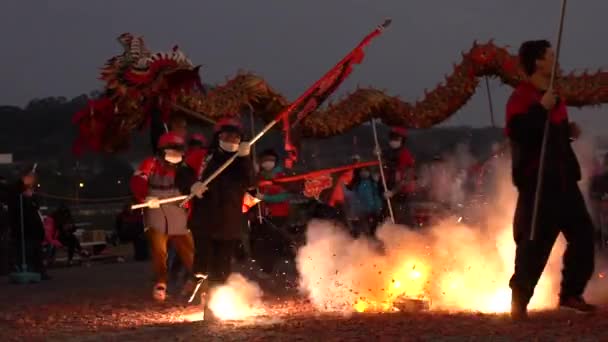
[1,1,606,134]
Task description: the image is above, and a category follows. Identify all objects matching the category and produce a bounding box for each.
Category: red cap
[214,116,243,136]
[390,126,407,138]
[158,132,185,150]
[214,117,242,131]
[189,133,207,146]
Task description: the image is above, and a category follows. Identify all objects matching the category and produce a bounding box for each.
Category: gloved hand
[145,196,160,209]
[383,190,394,199]
[190,182,208,198]
[373,146,382,157]
[237,142,251,157]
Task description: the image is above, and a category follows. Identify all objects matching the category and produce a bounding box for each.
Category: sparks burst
[296,164,565,315]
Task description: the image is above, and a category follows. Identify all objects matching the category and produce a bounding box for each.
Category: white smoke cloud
[417,142,476,209]
[296,152,571,314]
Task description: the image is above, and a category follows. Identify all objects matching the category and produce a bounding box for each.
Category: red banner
[281,19,392,167]
[259,161,379,186]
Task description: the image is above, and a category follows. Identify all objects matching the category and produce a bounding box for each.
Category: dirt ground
[1,255,607,341]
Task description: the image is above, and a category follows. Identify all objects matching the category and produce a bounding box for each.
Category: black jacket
[6,181,44,243]
[177,149,255,240]
[506,83,581,192]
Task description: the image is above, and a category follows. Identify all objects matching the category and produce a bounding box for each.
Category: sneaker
[194,273,208,281]
[559,297,597,314]
[187,274,208,303]
[153,283,167,302]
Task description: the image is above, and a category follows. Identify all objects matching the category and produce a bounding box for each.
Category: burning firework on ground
[182,273,265,322]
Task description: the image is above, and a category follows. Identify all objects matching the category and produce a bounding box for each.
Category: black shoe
[511,291,528,321]
[203,304,217,322]
[511,302,528,321]
[559,297,597,314]
[41,273,52,281]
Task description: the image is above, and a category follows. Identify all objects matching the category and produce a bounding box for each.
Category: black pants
[510,184,595,305]
[14,239,46,275]
[0,233,10,275]
[59,233,81,261]
[386,194,411,226]
[133,234,149,261]
[192,232,238,284]
[363,212,383,237]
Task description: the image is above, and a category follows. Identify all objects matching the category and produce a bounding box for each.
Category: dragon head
[73,33,202,154]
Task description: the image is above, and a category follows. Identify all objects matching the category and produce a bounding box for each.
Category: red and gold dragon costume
[73,34,608,154]
[72,33,202,154]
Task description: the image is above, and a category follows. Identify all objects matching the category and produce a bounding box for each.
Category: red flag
[259,161,379,186]
[290,20,391,126]
[242,192,261,213]
[282,19,392,166]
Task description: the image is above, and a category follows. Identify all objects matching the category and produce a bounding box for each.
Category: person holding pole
[382,127,416,226]
[506,39,596,320]
[7,165,48,280]
[130,132,195,301]
[176,117,255,321]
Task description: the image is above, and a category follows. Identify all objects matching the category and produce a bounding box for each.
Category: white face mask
[389,140,402,149]
[164,150,183,164]
[164,155,182,164]
[372,173,380,182]
[219,140,239,152]
[261,161,275,171]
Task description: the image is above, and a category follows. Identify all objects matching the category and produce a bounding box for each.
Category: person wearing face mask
[166,132,209,285]
[252,149,291,276]
[176,117,255,320]
[382,126,416,226]
[149,108,192,288]
[348,168,384,236]
[7,164,48,280]
[130,132,195,301]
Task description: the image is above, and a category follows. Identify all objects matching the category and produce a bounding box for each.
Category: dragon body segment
[73,35,608,153]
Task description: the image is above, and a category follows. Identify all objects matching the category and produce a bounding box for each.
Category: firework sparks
[295,160,565,315]
[182,273,265,322]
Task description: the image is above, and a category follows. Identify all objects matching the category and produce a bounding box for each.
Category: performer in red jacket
[130,132,195,301]
[383,126,416,225]
[506,40,595,320]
